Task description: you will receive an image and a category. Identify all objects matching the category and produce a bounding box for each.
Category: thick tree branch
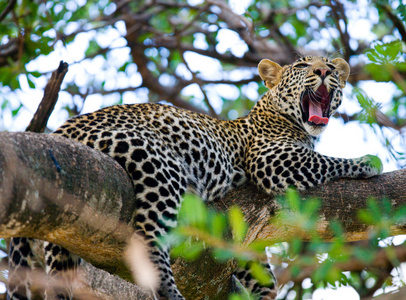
[0,132,136,277]
[0,131,155,298]
[0,131,406,299]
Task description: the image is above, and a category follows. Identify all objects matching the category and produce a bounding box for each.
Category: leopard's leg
[233,261,278,300]
[43,243,80,300]
[7,238,36,300]
[131,182,187,299]
[246,142,383,193]
[107,132,188,299]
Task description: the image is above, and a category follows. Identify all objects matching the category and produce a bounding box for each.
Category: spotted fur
[8,56,382,300]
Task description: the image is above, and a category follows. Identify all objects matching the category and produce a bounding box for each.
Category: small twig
[179,50,218,118]
[334,111,406,131]
[376,3,406,45]
[0,0,16,23]
[328,0,351,61]
[25,61,69,133]
[174,3,210,36]
[276,243,406,286]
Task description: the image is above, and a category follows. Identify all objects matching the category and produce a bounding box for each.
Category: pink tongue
[308,102,329,125]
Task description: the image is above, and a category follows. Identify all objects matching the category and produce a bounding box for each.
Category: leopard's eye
[294,63,310,69]
[326,63,336,70]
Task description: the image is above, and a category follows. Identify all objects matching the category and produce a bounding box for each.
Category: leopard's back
[54,103,247,202]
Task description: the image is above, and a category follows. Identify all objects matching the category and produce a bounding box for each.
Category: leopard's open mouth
[300,84,332,126]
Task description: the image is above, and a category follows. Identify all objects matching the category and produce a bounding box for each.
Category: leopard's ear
[258,59,283,89]
[331,58,350,88]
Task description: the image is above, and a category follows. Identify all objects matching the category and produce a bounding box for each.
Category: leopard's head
[258,56,350,136]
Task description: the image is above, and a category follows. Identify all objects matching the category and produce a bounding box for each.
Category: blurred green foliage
[170,190,406,299]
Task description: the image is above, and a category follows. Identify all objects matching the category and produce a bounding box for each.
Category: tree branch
[0,131,155,299]
[0,131,405,298]
[276,244,406,286]
[376,3,406,45]
[0,0,16,23]
[0,132,135,277]
[329,0,351,61]
[25,61,68,133]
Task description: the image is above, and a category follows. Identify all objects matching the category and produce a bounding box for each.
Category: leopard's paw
[359,154,383,177]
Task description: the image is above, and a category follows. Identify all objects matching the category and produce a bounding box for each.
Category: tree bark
[0,131,405,298]
[25,61,69,133]
[0,132,136,279]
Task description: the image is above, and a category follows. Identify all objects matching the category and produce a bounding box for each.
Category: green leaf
[171,240,204,260]
[290,238,302,255]
[313,260,342,285]
[85,40,102,57]
[394,206,406,223]
[12,104,23,117]
[228,292,252,300]
[285,187,300,211]
[397,4,406,21]
[228,206,247,243]
[0,238,6,252]
[118,62,130,73]
[249,240,272,253]
[209,213,227,239]
[178,194,208,229]
[365,40,403,65]
[303,198,320,218]
[353,247,375,263]
[249,262,273,285]
[27,77,36,89]
[213,248,234,261]
[28,71,42,78]
[330,220,344,237]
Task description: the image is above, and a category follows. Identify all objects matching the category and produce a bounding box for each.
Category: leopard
[7,55,383,300]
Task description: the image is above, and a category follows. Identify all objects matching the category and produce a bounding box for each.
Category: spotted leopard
[8,56,383,300]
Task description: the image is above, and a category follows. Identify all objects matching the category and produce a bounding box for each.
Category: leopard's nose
[314,68,332,79]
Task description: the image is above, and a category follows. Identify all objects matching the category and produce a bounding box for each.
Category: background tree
[0,0,405,299]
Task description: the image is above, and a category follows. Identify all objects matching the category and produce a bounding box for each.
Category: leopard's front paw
[358,154,383,178]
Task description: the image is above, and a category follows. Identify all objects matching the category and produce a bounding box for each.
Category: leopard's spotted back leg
[233,262,278,300]
[8,239,79,300]
[119,133,188,299]
[8,238,36,300]
[76,127,189,299]
[43,242,80,300]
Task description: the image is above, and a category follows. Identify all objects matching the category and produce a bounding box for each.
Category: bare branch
[179,50,218,118]
[365,285,406,300]
[0,38,19,67]
[276,244,406,286]
[334,111,406,131]
[0,0,16,23]
[328,0,351,61]
[376,3,406,45]
[25,61,68,133]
